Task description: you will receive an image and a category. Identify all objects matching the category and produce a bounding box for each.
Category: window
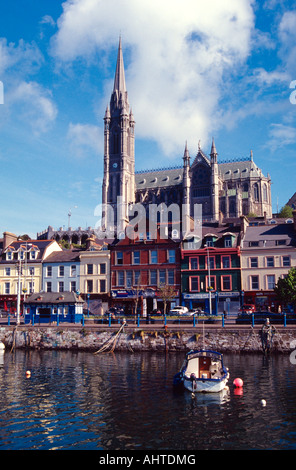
[253,183,259,201]
[117,271,124,287]
[29,267,35,276]
[99,279,106,293]
[267,275,275,290]
[150,270,157,285]
[168,269,174,285]
[206,276,216,290]
[46,266,52,277]
[126,271,133,287]
[249,241,259,247]
[5,282,10,294]
[70,281,76,292]
[250,257,258,268]
[70,265,76,276]
[206,240,214,247]
[206,256,215,270]
[190,276,199,292]
[87,264,93,275]
[29,281,35,294]
[19,250,25,260]
[134,270,141,286]
[86,280,93,293]
[99,263,106,275]
[266,257,274,267]
[58,281,64,292]
[151,250,158,264]
[221,256,230,269]
[221,275,231,291]
[159,269,166,285]
[189,257,198,270]
[251,275,259,290]
[46,282,52,293]
[5,268,10,276]
[116,252,123,265]
[59,266,65,277]
[30,250,37,260]
[168,250,175,263]
[6,252,13,261]
[224,236,232,248]
[133,251,140,264]
[282,256,291,267]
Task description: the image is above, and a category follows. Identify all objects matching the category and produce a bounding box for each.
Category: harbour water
[0,349,296,450]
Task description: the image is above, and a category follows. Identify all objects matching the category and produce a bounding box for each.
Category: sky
[0,0,296,238]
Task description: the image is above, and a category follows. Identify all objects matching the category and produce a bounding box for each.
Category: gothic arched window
[253,183,259,202]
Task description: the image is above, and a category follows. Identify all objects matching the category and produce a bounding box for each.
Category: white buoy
[261,399,266,407]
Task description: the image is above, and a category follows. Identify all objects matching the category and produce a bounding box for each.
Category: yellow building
[79,237,110,314]
[0,233,61,313]
[240,212,296,311]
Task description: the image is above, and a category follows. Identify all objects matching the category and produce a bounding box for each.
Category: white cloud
[0,38,43,76]
[8,81,57,134]
[51,0,255,157]
[266,122,296,152]
[67,122,102,158]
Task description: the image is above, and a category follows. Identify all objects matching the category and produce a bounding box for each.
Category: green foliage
[278,205,293,218]
[274,267,296,307]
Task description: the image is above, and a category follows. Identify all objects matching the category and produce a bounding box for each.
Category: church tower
[102,38,135,234]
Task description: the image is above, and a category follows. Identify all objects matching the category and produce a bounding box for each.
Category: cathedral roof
[135,166,184,190]
[219,158,265,180]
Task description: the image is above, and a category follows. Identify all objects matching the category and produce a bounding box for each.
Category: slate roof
[135,156,267,191]
[242,221,296,248]
[43,249,81,263]
[24,291,84,304]
[135,166,183,190]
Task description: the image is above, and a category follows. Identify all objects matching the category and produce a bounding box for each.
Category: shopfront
[182,291,243,315]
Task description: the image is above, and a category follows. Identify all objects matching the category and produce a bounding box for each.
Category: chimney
[3,231,18,250]
[293,210,296,232]
[86,235,96,250]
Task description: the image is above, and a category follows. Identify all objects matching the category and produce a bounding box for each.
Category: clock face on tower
[112,162,118,169]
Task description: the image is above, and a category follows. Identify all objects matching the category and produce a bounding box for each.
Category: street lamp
[204,243,212,315]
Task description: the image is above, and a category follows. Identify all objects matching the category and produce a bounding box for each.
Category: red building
[110,227,181,315]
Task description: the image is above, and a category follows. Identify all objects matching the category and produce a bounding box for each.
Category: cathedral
[101,39,272,236]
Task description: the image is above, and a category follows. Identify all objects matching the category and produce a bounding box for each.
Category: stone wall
[1,325,296,354]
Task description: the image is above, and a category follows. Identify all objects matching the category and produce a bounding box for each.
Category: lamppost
[16,258,22,325]
[204,243,212,315]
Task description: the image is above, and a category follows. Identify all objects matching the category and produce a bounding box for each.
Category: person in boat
[260,318,276,353]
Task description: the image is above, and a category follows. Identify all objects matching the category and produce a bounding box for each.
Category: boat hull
[183,374,229,393]
[174,349,229,394]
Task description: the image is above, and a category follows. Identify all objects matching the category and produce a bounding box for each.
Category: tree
[158,284,176,315]
[278,205,293,218]
[274,268,296,309]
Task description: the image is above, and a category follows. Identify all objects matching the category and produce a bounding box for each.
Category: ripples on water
[0,349,296,450]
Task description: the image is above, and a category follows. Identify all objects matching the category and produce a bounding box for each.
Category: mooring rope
[94,321,126,354]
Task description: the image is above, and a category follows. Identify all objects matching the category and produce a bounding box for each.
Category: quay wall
[1,324,296,353]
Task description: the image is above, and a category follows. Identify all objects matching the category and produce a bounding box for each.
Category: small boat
[173,349,229,393]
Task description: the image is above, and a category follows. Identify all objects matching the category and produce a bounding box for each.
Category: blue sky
[0,0,295,238]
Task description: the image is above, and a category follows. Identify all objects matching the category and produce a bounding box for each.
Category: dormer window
[6,252,13,261]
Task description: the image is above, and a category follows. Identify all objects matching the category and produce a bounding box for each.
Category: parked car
[151,309,162,316]
[187,308,205,316]
[168,306,189,315]
[238,304,256,315]
[236,311,296,325]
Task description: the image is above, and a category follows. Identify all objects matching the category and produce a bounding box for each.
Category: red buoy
[233,378,243,388]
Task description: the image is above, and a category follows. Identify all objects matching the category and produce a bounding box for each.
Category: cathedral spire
[113,36,126,95]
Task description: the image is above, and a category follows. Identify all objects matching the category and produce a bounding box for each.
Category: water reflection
[0,350,295,449]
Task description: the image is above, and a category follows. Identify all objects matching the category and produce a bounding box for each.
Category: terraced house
[0,232,61,314]
[181,220,243,315]
[240,211,296,312]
